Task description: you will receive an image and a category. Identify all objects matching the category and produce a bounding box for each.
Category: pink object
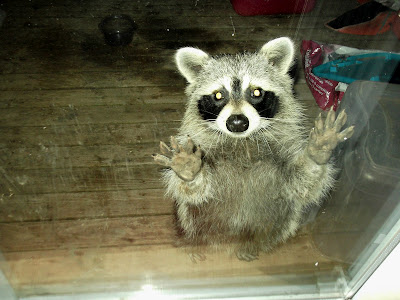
[300,40,344,111]
[230,0,316,16]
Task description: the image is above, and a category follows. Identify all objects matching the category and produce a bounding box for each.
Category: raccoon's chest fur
[207,157,287,215]
[186,157,295,242]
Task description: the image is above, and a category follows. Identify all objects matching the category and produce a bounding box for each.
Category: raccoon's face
[195,72,281,138]
[176,38,295,138]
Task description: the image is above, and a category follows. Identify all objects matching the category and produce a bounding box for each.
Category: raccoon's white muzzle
[215,102,261,137]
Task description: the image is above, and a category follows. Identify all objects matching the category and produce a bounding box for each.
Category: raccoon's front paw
[307,108,354,165]
[153,136,202,181]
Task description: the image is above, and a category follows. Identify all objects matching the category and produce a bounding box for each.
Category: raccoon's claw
[160,140,174,157]
[170,136,181,152]
[189,252,207,263]
[307,108,354,165]
[153,136,203,181]
[152,153,171,167]
[236,250,259,262]
[183,136,196,153]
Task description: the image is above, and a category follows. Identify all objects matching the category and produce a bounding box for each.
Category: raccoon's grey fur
[153,37,354,261]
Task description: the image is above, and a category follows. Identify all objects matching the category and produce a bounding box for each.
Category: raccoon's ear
[175,47,210,83]
[259,37,295,74]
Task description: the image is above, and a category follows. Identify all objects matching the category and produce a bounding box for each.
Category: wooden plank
[0,122,180,148]
[0,143,159,169]
[0,51,179,76]
[0,71,182,91]
[0,189,171,222]
[0,164,164,194]
[2,233,345,297]
[0,103,185,127]
[0,87,186,108]
[0,215,175,252]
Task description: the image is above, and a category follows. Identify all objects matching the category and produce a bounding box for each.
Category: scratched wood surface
[0,0,399,297]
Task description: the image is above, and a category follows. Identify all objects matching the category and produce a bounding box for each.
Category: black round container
[99,15,137,46]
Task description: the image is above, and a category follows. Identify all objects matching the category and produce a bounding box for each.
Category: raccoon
[153,37,354,261]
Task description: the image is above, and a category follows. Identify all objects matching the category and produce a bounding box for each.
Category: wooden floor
[0,0,399,297]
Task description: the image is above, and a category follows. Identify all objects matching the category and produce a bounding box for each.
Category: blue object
[312,52,400,84]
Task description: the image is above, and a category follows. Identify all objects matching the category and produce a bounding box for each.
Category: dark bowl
[99,14,137,46]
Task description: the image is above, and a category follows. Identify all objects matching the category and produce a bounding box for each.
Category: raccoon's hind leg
[153,136,202,181]
[307,108,354,165]
[235,231,264,262]
[173,234,207,263]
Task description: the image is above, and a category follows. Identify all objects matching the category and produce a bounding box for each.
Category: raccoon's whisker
[261,117,299,124]
[260,127,283,149]
[263,117,297,122]
[257,129,276,160]
[242,139,249,159]
[261,120,294,137]
[199,127,221,151]
[265,125,287,137]
[254,135,261,155]
[214,130,224,149]
[215,130,223,152]
[189,128,212,143]
[257,108,274,116]
[251,132,265,157]
[259,123,285,137]
[199,109,219,118]
[207,132,217,151]
[271,135,284,150]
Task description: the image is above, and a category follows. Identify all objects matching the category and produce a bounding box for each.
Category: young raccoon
[153,37,354,261]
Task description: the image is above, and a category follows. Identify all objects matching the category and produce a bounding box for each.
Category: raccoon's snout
[226,114,249,133]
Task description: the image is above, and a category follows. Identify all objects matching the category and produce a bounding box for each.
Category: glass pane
[0,0,399,298]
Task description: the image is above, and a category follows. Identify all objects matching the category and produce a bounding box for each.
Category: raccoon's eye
[251,88,263,98]
[214,91,224,101]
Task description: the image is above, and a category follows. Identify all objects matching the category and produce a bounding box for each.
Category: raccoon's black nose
[226,114,249,133]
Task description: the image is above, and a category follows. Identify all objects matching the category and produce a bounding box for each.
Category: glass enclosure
[0,0,399,299]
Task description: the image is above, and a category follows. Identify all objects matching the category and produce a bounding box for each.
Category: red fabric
[332,11,398,35]
[230,0,316,16]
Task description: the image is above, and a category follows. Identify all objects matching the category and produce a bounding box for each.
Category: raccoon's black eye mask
[198,86,279,121]
[197,88,229,120]
[246,88,279,118]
